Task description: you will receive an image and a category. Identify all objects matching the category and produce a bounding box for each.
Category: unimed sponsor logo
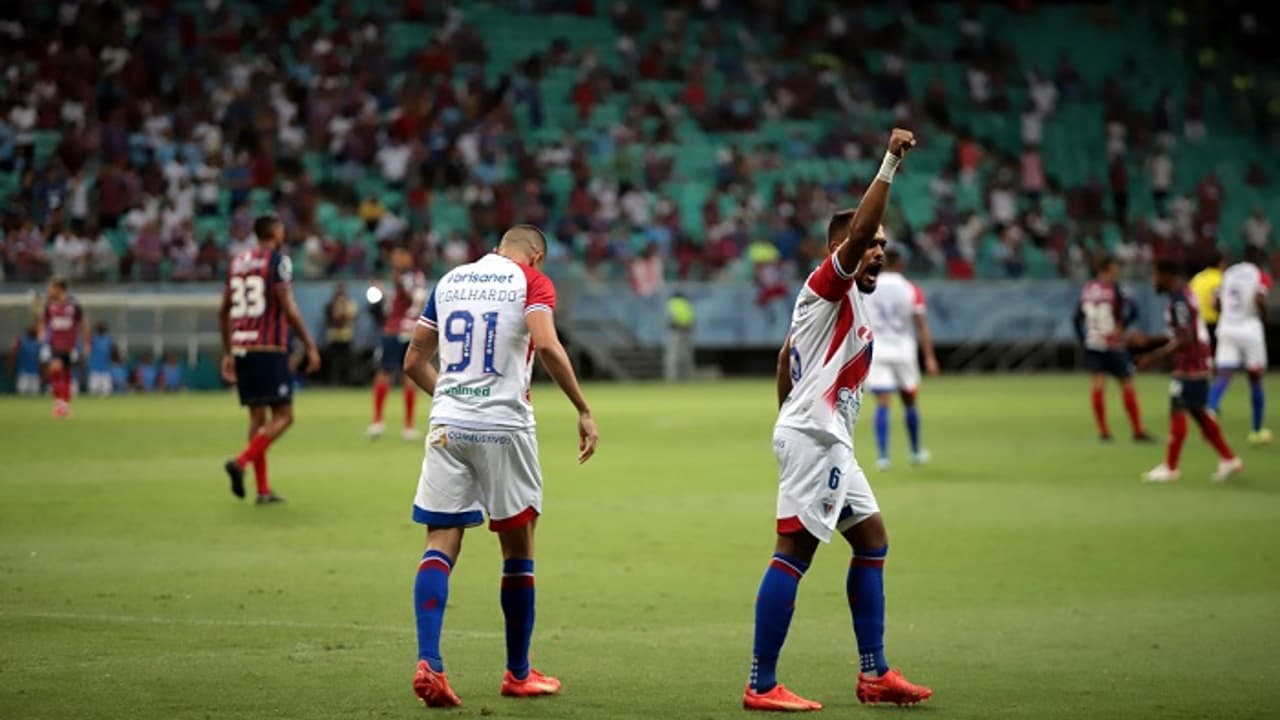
[444,385,491,398]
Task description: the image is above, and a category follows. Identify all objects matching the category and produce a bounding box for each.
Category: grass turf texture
[1,375,1278,720]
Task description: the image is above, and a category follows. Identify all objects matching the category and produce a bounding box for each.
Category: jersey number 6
[443,310,500,374]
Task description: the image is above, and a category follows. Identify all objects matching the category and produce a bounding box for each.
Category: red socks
[236,432,273,469]
[253,455,269,495]
[373,378,390,422]
[1165,411,1188,470]
[1192,410,1235,460]
[1122,386,1144,435]
[404,385,416,430]
[1091,388,1110,437]
[50,367,71,403]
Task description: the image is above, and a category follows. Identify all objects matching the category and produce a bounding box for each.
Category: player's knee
[774,530,819,564]
[874,391,892,407]
[1247,369,1264,383]
[845,513,888,552]
[899,389,917,406]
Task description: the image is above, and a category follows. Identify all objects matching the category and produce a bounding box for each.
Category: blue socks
[501,558,536,680]
[750,553,809,692]
[847,546,890,676]
[1250,376,1266,432]
[874,404,890,460]
[1209,374,1231,413]
[904,405,921,454]
[414,549,454,671]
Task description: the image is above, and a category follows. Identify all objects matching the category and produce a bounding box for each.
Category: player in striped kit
[40,277,89,417]
[219,216,320,504]
[1139,259,1242,483]
[1074,255,1151,442]
[367,246,428,441]
[744,129,931,712]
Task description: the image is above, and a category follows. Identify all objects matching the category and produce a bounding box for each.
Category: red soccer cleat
[856,669,933,706]
[501,668,561,697]
[413,660,461,708]
[742,683,823,712]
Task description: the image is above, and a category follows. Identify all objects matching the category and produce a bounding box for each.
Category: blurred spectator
[1149,150,1174,212]
[133,351,158,393]
[87,323,114,396]
[160,352,184,392]
[85,226,116,281]
[10,325,43,396]
[1243,205,1273,249]
[664,292,695,382]
[51,226,87,279]
[323,283,357,386]
[629,243,664,297]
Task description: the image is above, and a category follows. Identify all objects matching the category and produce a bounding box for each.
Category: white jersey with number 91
[419,253,557,430]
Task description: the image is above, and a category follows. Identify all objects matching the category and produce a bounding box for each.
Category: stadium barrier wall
[0,279,1212,391]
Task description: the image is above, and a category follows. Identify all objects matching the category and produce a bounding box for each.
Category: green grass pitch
[2,375,1279,719]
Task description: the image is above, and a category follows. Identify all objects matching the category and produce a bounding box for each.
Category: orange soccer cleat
[413,660,461,708]
[500,668,562,698]
[742,683,823,712]
[856,668,933,706]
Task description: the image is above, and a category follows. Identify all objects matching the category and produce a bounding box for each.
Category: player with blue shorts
[1074,255,1151,442]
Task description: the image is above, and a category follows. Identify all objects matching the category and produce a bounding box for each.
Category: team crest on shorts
[428,426,449,447]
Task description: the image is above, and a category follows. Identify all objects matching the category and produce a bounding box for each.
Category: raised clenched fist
[888,128,917,158]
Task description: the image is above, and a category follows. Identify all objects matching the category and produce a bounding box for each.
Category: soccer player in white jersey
[1208,245,1274,444]
[743,129,932,712]
[866,248,939,470]
[401,225,599,708]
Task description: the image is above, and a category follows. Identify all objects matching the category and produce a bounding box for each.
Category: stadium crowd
[1,1,1278,288]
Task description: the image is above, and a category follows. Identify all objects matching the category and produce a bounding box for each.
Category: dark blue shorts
[376,335,408,374]
[1170,377,1209,412]
[1085,349,1133,379]
[234,351,293,407]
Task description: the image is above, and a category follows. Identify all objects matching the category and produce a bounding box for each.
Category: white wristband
[876,151,901,184]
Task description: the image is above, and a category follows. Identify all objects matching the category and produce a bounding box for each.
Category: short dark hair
[1243,245,1266,265]
[1093,253,1117,274]
[1155,257,1184,276]
[884,247,904,268]
[826,209,856,246]
[49,275,68,291]
[1205,247,1225,267]
[253,215,281,240]
[502,224,547,255]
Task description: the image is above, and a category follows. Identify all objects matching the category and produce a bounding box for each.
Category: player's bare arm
[277,284,321,373]
[775,338,792,409]
[218,289,234,383]
[526,310,598,463]
[1138,326,1193,369]
[834,128,915,274]
[403,322,439,395]
[1256,291,1268,323]
[914,314,940,376]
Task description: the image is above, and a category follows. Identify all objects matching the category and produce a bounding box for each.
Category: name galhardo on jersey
[435,271,522,304]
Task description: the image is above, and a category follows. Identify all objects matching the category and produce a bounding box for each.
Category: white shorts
[1215,324,1267,371]
[412,425,543,531]
[88,371,113,396]
[16,372,40,396]
[773,426,879,543]
[867,356,921,393]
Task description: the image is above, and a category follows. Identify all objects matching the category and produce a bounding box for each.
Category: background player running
[1074,255,1152,442]
[367,246,427,441]
[402,224,598,709]
[40,276,89,418]
[219,215,321,504]
[1207,245,1273,445]
[866,247,939,470]
[1137,258,1242,483]
[745,129,931,712]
